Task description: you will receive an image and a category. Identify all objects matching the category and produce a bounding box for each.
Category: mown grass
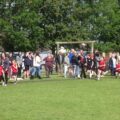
[0,75,120,120]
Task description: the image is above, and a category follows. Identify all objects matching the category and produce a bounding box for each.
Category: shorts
[12,72,18,76]
[116,70,120,73]
[24,65,29,71]
[99,67,105,71]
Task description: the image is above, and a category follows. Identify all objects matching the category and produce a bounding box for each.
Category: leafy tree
[0,0,120,52]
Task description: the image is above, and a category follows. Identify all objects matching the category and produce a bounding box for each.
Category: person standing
[31,52,42,79]
[71,52,79,78]
[64,53,70,78]
[8,52,14,79]
[16,52,23,78]
[56,52,65,74]
[23,52,30,79]
[1,52,10,86]
[111,53,117,76]
[78,53,86,79]
[44,53,54,78]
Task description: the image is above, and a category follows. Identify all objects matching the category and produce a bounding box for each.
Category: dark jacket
[24,56,32,66]
[3,57,10,70]
[71,55,79,65]
[56,54,64,65]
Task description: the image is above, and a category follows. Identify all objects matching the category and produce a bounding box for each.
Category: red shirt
[0,66,3,76]
[44,57,54,67]
[116,64,120,72]
[11,64,18,73]
[99,60,106,71]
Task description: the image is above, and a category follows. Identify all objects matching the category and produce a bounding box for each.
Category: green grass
[0,75,120,120]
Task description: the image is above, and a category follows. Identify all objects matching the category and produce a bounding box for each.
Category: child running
[0,63,5,86]
[11,59,18,84]
[97,56,106,80]
[116,60,120,78]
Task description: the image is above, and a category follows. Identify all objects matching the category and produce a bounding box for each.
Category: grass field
[0,75,120,120]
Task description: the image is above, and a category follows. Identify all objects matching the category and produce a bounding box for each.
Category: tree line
[0,0,120,52]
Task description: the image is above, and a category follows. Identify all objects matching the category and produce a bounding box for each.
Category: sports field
[0,75,120,120]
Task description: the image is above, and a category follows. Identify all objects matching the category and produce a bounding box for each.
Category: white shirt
[112,57,116,68]
[33,56,42,67]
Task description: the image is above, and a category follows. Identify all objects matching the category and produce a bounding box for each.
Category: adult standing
[8,52,14,79]
[71,51,79,78]
[1,52,10,86]
[16,52,23,77]
[31,52,42,79]
[44,53,54,78]
[68,49,75,64]
[64,53,70,78]
[23,52,32,79]
[56,52,65,74]
[78,53,86,79]
[111,53,117,76]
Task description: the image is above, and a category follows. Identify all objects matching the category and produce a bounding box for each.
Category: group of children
[0,51,55,86]
[0,58,18,86]
[62,50,120,80]
[0,50,120,86]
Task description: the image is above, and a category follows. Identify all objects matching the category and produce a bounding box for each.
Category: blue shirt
[68,52,74,64]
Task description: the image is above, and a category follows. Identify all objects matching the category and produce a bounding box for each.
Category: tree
[0,0,120,51]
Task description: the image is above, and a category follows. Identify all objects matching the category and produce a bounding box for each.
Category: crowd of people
[0,51,55,86]
[62,49,120,80]
[0,47,120,87]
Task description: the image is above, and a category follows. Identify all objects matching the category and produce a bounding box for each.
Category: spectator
[109,53,117,76]
[30,52,42,79]
[8,52,14,79]
[44,53,54,78]
[56,51,65,74]
[2,53,10,86]
[64,53,70,78]
[16,52,23,77]
[78,53,86,79]
[71,51,80,78]
[23,52,31,79]
[68,49,75,64]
